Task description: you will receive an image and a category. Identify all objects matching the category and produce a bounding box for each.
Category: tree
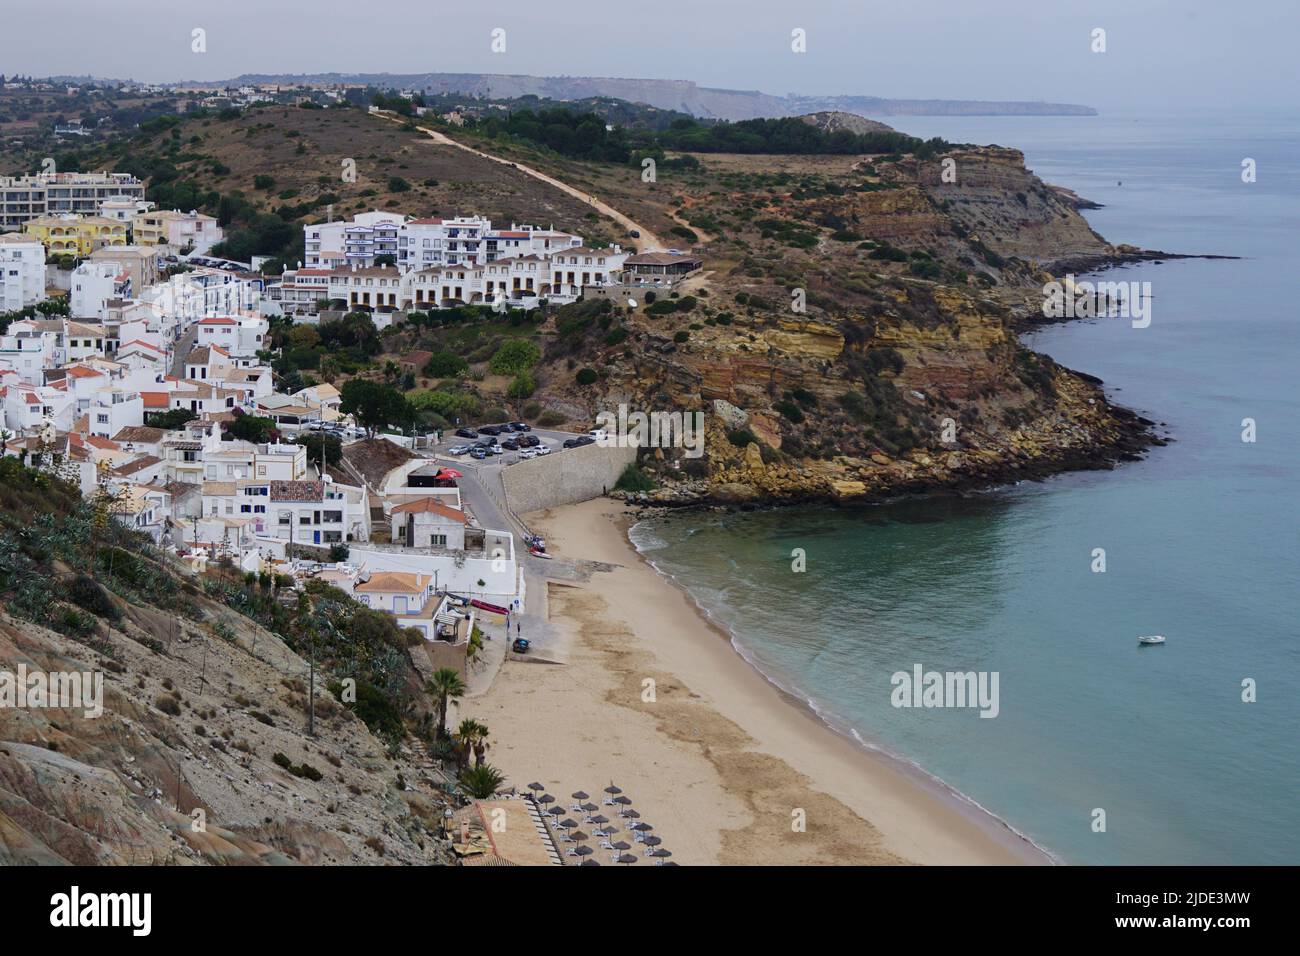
[340,379,411,438]
[453,717,490,769]
[147,407,196,430]
[457,763,506,799]
[488,339,541,376]
[426,667,466,739]
[422,350,468,378]
[295,432,341,467]
[223,409,278,443]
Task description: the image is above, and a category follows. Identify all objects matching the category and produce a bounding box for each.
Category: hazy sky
[2,0,1295,112]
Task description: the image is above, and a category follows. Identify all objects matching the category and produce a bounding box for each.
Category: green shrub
[613,463,655,493]
[575,368,598,386]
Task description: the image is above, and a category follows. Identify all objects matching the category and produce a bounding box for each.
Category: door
[394,596,408,615]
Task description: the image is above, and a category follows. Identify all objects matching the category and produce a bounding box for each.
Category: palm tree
[458,763,506,800]
[454,718,490,769]
[427,668,466,739]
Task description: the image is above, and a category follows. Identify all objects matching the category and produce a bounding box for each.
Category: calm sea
[631,112,1300,865]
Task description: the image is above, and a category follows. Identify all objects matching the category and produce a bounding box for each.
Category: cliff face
[0,581,454,866]
[535,137,1155,506]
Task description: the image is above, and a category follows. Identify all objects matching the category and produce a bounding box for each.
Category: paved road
[417,428,590,661]
[171,323,198,379]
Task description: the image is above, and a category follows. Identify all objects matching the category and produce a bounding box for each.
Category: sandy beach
[468,498,1048,865]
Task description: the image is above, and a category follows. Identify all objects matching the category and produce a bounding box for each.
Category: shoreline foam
[625,512,1063,866]
[480,497,1051,865]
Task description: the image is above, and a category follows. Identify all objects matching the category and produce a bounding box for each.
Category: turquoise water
[631,113,1300,865]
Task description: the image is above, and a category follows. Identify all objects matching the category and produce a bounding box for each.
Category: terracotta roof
[390,498,468,523]
[354,571,429,594]
[85,435,120,450]
[112,426,166,444]
[111,454,162,477]
[140,391,171,408]
[269,480,325,502]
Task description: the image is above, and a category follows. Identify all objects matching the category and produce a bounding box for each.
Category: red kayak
[470,599,510,616]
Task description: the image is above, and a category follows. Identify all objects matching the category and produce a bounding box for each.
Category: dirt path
[378,112,667,252]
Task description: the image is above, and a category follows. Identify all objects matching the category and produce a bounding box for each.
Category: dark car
[500,438,519,450]
[512,638,530,654]
[479,425,503,436]
[509,422,531,432]
[455,427,478,439]
[563,436,597,449]
[519,434,540,447]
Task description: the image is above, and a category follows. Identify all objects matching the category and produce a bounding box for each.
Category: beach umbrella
[559,818,578,830]
[621,809,640,820]
[642,835,662,847]
[615,853,638,865]
[438,468,464,479]
[590,814,609,826]
[573,845,594,858]
[630,822,652,832]
[611,840,631,851]
[613,796,632,806]
[571,791,589,801]
[537,793,555,805]
[661,861,679,866]
[570,830,590,843]
[527,782,545,792]
[547,806,564,818]
[581,802,598,813]
[580,859,601,866]
[604,785,622,796]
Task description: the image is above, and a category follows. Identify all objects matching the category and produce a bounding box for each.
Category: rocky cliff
[533,134,1159,507]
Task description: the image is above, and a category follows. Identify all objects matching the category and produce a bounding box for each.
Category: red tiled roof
[390,498,468,523]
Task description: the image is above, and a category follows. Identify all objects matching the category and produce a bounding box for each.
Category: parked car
[562,436,596,449]
[535,444,551,455]
[500,438,519,451]
[512,637,530,654]
[489,443,504,455]
[509,422,531,432]
[448,444,470,455]
[521,435,540,447]
[588,429,608,442]
[629,230,641,239]
[470,448,487,460]
[455,427,478,439]
[479,425,503,436]
[518,448,537,460]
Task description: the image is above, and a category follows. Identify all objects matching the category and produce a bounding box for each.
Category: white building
[194,315,268,361]
[70,261,131,319]
[0,233,47,311]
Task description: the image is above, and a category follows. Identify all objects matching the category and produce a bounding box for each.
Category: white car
[448,444,470,455]
[518,448,537,460]
[535,444,551,456]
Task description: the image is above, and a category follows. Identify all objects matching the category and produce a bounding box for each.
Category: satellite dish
[627,299,638,309]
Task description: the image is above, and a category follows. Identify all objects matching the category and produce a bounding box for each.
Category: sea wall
[502,442,637,513]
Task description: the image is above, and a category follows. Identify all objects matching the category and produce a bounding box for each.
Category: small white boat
[1137,634,1166,646]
